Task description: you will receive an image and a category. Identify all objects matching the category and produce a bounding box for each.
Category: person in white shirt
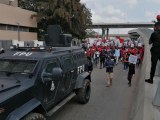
[93,50,99,66]
[115,47,120,64]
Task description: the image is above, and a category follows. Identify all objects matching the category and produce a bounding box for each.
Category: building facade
[0,0,37,41]
[0,0,18,7]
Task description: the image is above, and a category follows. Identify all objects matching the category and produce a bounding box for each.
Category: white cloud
[148,0,160,3]
[117,0,137,8]
[145,11,160,21]
[92,5,126,23]
[145,12,155,18]
[104,5,125,17]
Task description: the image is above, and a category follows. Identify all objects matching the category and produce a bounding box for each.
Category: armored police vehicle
[0,25,91,120]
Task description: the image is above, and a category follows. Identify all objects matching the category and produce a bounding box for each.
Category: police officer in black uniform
[145,15,160,84]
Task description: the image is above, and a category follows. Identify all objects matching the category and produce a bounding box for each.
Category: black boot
[145,79,153,84]
[128,80,131,87]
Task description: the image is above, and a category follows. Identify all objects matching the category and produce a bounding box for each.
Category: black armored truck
[0,25,91,120]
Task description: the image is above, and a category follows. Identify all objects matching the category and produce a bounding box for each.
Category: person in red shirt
[121,46,126,60]
[123,52,129,70]
[139,47,143,62]
[127,47,131,54]
[86,50,92,58]
[132,47,138,55]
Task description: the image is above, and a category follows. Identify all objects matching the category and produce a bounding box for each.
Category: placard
[138,43,142,47]
[129,55,138,64]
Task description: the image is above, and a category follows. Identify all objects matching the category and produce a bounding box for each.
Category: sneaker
[145,79,153,84]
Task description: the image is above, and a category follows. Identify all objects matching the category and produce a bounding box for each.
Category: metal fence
[0,40,12,50]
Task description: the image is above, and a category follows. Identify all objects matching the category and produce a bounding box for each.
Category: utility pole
[16,23,20,41]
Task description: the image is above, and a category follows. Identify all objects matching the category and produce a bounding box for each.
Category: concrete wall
[0,3,37,28]
[128,28,160,120]
[0,0,18,7]
[155,62,160,76]
[0,30,37,41]
[0,2,37,41]
[129,28,153,120]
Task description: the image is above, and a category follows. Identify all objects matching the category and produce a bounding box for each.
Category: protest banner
[129,55,138,64]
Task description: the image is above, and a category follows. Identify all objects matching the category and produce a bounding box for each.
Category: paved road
[48,63,139,120]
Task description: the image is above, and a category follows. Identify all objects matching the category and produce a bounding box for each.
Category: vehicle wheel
[22,113,46,120]
[76,79,91,104]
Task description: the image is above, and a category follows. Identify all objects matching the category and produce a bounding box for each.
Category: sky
[81,0,160,34]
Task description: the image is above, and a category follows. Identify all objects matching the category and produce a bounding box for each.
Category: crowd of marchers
[84,39,145,87]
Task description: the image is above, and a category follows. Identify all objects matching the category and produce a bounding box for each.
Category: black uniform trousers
[150,51,160,80]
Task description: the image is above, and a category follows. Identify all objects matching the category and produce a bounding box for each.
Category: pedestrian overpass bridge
[87,22,154,38]
[88,22,154,29]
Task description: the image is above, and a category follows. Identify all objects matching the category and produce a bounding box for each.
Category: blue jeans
[124,62,128,70]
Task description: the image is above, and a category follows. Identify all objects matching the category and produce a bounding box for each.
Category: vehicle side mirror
[52,67,63,79]
[41,67,63,83]
[41,72,52,83]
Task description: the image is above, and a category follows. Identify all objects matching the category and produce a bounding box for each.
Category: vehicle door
[60,55,74,96]
[42,58,61,108]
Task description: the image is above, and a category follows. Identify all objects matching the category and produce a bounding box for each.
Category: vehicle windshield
[0,60,37,73]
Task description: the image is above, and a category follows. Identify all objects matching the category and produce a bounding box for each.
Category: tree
[18,0,92,39]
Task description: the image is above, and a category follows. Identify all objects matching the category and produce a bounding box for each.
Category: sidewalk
[144,76,160,120]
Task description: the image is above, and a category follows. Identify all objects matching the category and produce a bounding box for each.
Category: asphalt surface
[48,63,139,120]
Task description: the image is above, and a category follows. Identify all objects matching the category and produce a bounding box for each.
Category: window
[63,58,72,71]
[0,24,6,30]
[45,62,58,74]
[0,24,36,33]
[12,26,18,31]
[20,27,29,32]
[7,25,14,31]
[0,60,37,73]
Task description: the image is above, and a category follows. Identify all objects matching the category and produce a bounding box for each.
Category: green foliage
[18,0,92,39]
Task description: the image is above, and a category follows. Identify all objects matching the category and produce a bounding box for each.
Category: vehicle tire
[22,113,46,120]
[76,79,91,104]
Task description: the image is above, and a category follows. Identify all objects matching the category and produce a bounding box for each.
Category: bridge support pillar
[106,28,109,40]
[102,28,105,37]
